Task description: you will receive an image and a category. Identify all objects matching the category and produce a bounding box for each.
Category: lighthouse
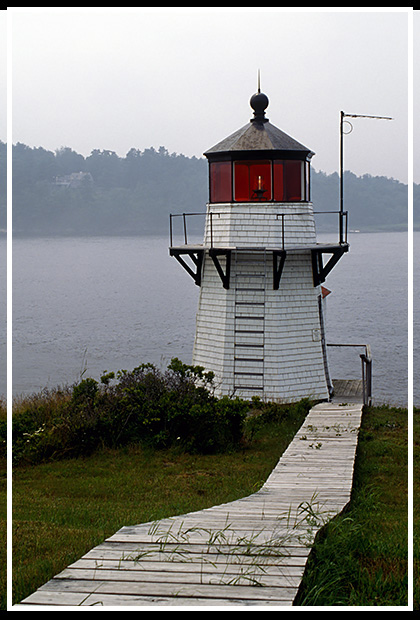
[170,86,348,402]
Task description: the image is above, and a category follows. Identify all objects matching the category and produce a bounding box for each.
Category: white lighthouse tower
[170,87,348,402]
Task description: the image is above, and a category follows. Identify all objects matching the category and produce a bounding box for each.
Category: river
[2,231,416,407]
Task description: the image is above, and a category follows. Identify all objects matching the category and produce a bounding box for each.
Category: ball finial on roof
[250,72,269,123]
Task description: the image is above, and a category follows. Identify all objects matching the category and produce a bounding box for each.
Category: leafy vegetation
[11,358,309,466]
[0,141,413,237]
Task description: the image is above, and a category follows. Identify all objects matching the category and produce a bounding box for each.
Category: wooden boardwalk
[19,390,364,608]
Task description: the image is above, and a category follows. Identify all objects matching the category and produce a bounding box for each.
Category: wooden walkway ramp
[19,395,364,608]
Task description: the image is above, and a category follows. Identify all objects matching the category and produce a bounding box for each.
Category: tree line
[0,140,414,236]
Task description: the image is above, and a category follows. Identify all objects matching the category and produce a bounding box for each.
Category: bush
[12,387,72,463]
[12,359,314,465]
[170,396,249,454]
[11,359,250,464]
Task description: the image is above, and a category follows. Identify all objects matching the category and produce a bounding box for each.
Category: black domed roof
[204,89,314,160]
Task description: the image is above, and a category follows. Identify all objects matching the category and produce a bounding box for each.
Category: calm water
[2,231,416,406]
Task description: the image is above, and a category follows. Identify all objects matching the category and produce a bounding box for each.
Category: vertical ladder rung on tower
[233,251,267,396]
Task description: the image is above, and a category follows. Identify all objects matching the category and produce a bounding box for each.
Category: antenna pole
[339,111,393,244]
[340,111,344,242]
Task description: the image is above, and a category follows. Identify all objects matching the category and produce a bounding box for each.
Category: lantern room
[206,88,313,205]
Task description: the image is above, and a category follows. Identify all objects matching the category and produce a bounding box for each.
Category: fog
[2,8,416,184]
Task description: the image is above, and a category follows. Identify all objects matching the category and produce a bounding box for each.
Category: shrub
[106,359,242,453]
[11,359,249,463]
[12,359,313,464]
[12,387,72,463]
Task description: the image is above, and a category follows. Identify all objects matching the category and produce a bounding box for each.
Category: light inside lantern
[234,160,272,201]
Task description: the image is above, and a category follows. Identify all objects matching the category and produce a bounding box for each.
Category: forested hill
[0,141,414,237]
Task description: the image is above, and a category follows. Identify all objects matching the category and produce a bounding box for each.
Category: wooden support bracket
[273,250,287,290]
[169,248,204,286]
[209,248,232,289]
[311,245,349,287]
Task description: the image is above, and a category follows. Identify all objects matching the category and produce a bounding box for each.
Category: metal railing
[169,212,205,247]
[327,343,372,406]
[169,210,348,249]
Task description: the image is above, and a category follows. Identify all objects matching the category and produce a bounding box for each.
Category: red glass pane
[234,161,272,201]
[285,161,302,201]
[273,161,284,201]
[210,161,232,202]
[233,162,250,201]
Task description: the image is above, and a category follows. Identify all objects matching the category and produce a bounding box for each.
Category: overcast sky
[2,8,416,184]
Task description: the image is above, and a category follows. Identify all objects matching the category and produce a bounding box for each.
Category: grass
[414,407,420,610]
[296,403,409,607]
[0,398,5,612]
[8,396,410,609]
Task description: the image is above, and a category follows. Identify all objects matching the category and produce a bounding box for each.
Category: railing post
[183,213,187,245]
[361,356,366,405]
[360,345,372,406]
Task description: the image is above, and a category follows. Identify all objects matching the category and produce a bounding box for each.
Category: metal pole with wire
[340,111,393,243]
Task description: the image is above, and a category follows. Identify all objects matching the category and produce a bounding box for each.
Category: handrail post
[183,213,187,245]
[360,345,372,406]
[361,356,366,405]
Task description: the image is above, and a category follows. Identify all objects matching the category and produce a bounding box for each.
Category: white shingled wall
[203,202,316,249]
[192,201,330,402]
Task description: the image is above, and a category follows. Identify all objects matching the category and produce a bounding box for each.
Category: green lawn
[296,404,409,607]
